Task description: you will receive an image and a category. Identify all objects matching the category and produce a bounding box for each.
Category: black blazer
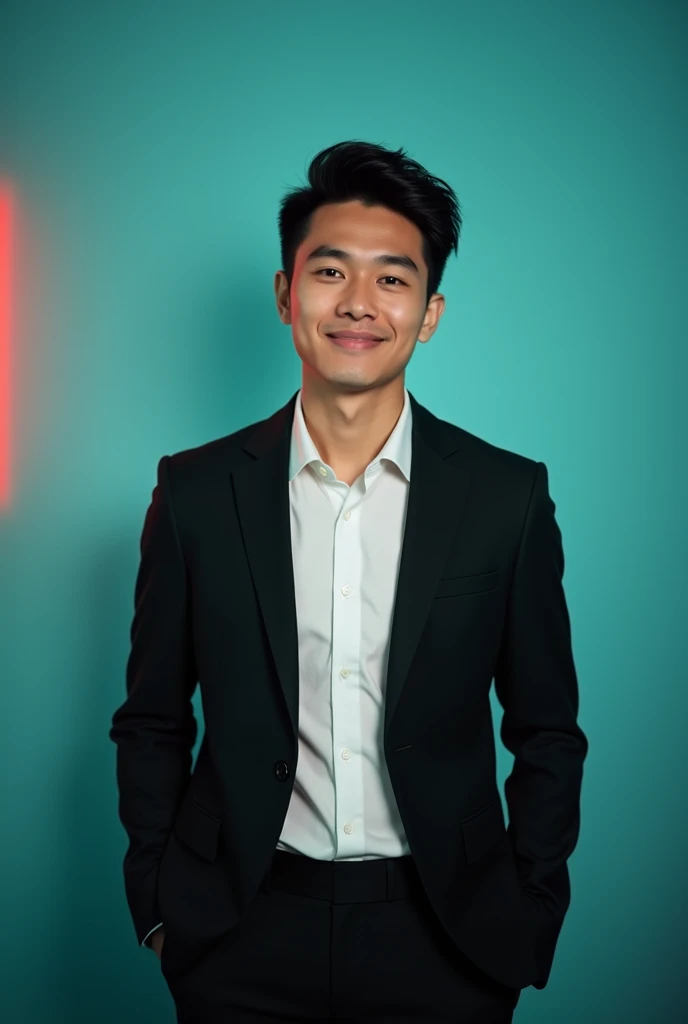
[110,388,588,992]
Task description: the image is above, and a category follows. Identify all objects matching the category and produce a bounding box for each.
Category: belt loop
[385,858,395,901]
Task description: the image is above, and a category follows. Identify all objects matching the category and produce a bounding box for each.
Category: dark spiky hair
[278,140,462,305]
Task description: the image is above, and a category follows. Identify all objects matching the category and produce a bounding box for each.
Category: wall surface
[1,1,685,1020]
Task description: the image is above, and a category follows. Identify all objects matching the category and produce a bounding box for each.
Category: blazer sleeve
[109,454,198,946]
[494,460,588,987]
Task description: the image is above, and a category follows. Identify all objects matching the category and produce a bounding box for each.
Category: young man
[110,140,588,1023]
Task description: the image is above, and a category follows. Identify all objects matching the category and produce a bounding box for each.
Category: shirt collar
[289,386,413,483]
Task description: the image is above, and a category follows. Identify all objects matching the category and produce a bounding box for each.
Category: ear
[418,292,445,342]
[274,270,292,325]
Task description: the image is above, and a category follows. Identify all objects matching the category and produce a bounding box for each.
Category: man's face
[275,200,445,394]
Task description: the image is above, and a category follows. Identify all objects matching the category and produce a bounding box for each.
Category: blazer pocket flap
[435,570,498,599]
[461,798,506,865]
[173,796,221,863]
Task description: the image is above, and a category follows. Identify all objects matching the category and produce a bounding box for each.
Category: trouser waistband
[264,849,422,903]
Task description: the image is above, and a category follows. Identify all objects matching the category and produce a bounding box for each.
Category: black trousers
[161,850,522,1023]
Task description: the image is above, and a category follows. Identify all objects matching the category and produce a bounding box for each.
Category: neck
[300,376,405,474]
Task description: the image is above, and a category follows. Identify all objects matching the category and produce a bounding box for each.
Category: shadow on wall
[172,259,298,437]
[44,267,290,1023]
[43,536,182,1022]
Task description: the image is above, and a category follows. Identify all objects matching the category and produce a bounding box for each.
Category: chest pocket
[435,570,498,599]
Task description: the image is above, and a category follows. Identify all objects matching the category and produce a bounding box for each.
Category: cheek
[386,299,422,334]
[293,283,330,325]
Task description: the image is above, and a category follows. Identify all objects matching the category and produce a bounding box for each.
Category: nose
[335,276,379,320]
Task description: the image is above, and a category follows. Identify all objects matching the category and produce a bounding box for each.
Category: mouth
[326,332,384,350]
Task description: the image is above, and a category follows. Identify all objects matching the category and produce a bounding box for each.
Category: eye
[315,269,405,285]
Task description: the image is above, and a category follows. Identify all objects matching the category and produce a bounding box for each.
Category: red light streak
[0,183,12,509]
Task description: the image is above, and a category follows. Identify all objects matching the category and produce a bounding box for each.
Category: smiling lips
[326,330,385,349]
[327,330,385,341]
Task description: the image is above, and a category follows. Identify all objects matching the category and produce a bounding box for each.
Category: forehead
[302,200,424,256]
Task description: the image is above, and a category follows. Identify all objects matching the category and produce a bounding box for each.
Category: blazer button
[274,760,290,781]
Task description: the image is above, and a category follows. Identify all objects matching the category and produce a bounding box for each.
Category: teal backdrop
[1,1,685,1021]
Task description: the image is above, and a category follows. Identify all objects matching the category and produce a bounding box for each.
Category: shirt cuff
[141,922,164,948]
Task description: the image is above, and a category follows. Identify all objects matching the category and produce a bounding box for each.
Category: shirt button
[344,510,351,520]
[343,823,354,835]
[341,748,351,760]
[341,585,351,597]
[319,466,327,476]
[340,667,350,678]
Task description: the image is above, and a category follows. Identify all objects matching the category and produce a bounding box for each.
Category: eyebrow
[305,244,420,277]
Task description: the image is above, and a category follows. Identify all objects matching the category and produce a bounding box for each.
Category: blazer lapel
[232,389,471,743]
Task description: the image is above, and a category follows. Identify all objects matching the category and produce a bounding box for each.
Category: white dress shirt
[142,386,412,947]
